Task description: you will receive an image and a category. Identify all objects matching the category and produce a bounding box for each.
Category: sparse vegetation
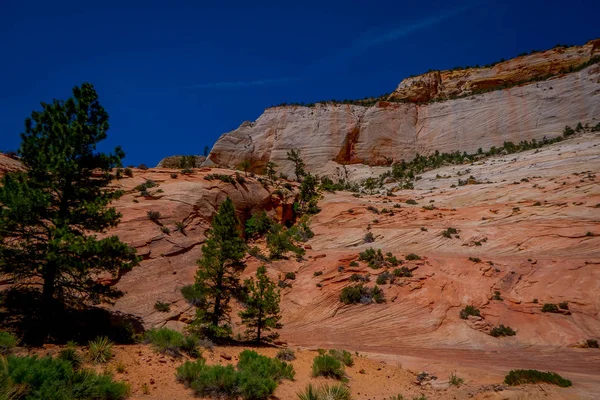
[468,257,481,263]
[144,327,201,358]
[297,383,351,400]
[147,210,161,222]
[328,349,354,367]
[586,339,599,348]
[449,372,464,386]
[542,303,560,313]
[504,369,572,387]
[285,272,296,280]
[363,231,375,243]
[405,253,421,261]
[0,331,18,355]
[490,325,516,337]
[154,300,171,312]
[245,210,274,239]
[459,305,481,319]
[87,336,113,364]
[276,348,296,361]
[340,284,384,304]
[205,173,235,184]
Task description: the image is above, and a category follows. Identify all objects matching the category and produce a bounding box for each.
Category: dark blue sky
[1,0,598,166]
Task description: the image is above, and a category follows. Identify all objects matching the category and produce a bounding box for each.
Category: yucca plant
[88,336,113,364]
[297,383,351,400]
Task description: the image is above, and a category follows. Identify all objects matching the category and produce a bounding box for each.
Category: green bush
[297,383,351,400]
[393,267,412,277]
[3,355,129,399]
[245,211,274,239]
[449,372,464,386]
[124,167,133,177]
[542,303,559,313]
[0,331,18,355]
[490,325,516,337]
[558,302,569,310]
[586,339,599,348]
[459,305,480,319]
[154,301,171,312]
[147,210,161,222]
[58,342,83,370]
[144,327,200,358]
[176,350,294,400]
[504,369,571,387]
[312,354,345,380]
[405,253,421,261]
[285,272,296,280]
[276,348,296,361]
[328,349,354,367]
[406,199,417,205]
[88,336,113,364]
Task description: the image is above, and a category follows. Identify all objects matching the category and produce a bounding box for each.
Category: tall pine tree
[239,266,282,343]
[187,197,247,338]
[0,83,139,313]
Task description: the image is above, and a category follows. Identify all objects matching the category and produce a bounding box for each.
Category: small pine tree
[203,145,210,157]
[286,149,306,181]
[265,161,277,180]
[239,266,282,343]
[188,197,247,338]
[0,83,139,329]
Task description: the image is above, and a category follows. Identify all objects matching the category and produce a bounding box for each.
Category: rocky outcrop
[0,154,23,177]
[390,39,600,102]
[156,155,206,168]
[205,40,600,180]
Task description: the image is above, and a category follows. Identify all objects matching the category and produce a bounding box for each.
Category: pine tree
[239,266,282,343]
[265,161,277,180]
[0,83,139,315]
[188,197,247,338]
[286,149,306,181]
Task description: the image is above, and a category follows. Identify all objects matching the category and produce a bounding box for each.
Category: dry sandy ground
[28,343,585,400]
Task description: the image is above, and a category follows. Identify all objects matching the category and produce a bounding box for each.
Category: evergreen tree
[188,197,247,338]
[0,83,139,314]
[286,149,306,181]
[265,161,277,180]
[203,145,210,157]
[239,266,282,343]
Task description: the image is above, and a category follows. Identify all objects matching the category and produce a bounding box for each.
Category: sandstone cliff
[205,40,600,180]
[156,155,206,168]
[0,154,23,177]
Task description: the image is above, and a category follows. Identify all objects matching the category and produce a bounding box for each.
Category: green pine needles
[0,83,139,326]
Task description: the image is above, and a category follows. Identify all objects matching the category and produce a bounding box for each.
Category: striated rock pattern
[156,155,206,168]
[0,154,23,177]
[389,39,600,102]
[205,41,600,180]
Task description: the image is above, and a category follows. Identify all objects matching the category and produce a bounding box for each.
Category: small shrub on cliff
[363,231,375,243]
[405,253,421,261]
[170,173,178,179]
[504,369,571,387]
[124,167,133,177]
[340,284,384,305]
[147,210,161,223]
[276,348,296,361]
[267,224,305,260]
[542,303,559,313]
[245,210,274,239]
[559,301,569,310]
[459,305,480,319]
[406,199,417,205]
[563,125,575,137]
[490,325,516,337]
[441,227,458,238]
[393,267,412,277]
[285,272,296,280]
[154,301,171,312]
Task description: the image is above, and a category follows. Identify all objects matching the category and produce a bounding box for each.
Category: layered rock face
[0,154,23,177]
[205,40,600,179]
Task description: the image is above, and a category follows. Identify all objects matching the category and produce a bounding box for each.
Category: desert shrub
[160,226,170,234]
[490,325,516,337]
[312,354,345,380]
[441,227,458,238]
[405,253,421,261]
[176,350,294,399]
[147,210,161,222]
[449,372,464,386]
[276,348,296,361]
[267,224,305,259]
[376,271,394,285]
[170,173,178,179]
[205,173,235,184]
[88,336,113,364]
[363,231,375,243]
[586,339,599,348]
[58,342,82,369]
[3,355,129,399]
[563,125,575,137]
[349,261,359,267]
[468,257,481,263]
[328,349,354,367]
[135,179,157,192]
[154,300,171,312]
[559,302,569,310]
[358,247,385,269]
[340,284,384,305]
[145,327,201,358]
[406,199,417,205]
[504,369,571,387]
[366,205,379,214]
[542,303,559,313]
[181,284,205,307]
[289,221,315,242]
[181,168,194,175]
[285,272,296,280]
[393,267,412,277]
[349,273,369,283]
[371,285,385,303]
[124,167,133,177]
[492,291,503,301]
[459,305,480,319]
[313,271,323,277]
[0,331,18,355]
[297,383,351,400]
